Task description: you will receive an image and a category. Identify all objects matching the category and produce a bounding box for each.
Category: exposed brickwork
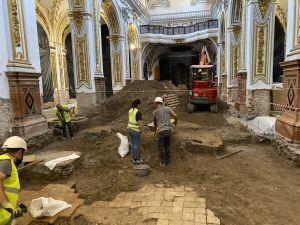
[0,98,13,143]
[235,72,247,113]
[252,89,270,116]
[227,87,238,102]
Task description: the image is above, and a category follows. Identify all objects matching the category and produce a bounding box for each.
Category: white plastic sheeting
[249,117,276,133]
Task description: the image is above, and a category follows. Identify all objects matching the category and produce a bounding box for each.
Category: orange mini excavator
[187,46,218,113]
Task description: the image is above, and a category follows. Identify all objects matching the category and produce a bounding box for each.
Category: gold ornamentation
[241,0,247,70]
[114,52,122,84]
[258,0,270,17]
[63,56,69,89]
[233,25,241,41]
[275,4,287,33]
[128,22,138,47]
[125,24,130,78]
[110,35,119,50]
[51,52,58,90]
[11,0,21,47]
[36,5,51,40]
[257,28,265,73]
[233,47,238,78]
[235,0,241,21]
[73,11,83,32]
[75,38,90,87]
[133,61,138,80]
[93,0,100,71]
[102,1,119,33]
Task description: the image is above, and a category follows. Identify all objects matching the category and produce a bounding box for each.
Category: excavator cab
[187,65,218,113]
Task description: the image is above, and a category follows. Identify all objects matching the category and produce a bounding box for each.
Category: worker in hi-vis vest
[56,104,74,139]
[0,136,28,225]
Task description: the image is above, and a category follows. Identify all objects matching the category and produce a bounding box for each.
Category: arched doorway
[37,22,54,103]
[101,24,113,97]
[65,33,76,99]
[273,16,285,83]
[143,62,148,80]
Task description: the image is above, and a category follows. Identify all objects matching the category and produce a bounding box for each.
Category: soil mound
[96,80,188,125]
[95,80,228,127]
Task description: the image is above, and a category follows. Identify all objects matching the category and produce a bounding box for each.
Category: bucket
[134,165,150,177]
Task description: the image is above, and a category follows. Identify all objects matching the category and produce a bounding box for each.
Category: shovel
[175,125,187,158]
[214,150,243,160]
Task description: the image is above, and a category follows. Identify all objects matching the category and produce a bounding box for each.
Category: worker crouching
[0,136,28,225]
[56,104,74,140]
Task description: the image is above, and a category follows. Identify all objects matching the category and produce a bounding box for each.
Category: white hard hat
[2,136,28,152]
[154,97,163,103]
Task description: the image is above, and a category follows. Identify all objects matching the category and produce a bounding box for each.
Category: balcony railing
[150,10,211,22]
[140,19,218,35]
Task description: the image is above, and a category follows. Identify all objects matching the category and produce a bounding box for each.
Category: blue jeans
[127,128,141,160]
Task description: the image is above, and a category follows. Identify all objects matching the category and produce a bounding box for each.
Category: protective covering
[65,33,76,99]
[249,117,276,133]
[37,22,54,103]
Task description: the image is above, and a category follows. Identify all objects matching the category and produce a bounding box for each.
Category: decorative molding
[151,0,170,9]
[93,0,100,72]
[51,52,58,90]
[7,0,33,69]
[257,28,265,73]
[109,35,120,51]
[35,5,52,41]
[258,0,270,17]
[102,1,119,34]
[240,0,247,70]
[233,25,241,42]
[113,52,122,85]
[150,10,211,22]
[73,11,83,32]
[125,23,130,78]
[133,61,138,80]
[275,4,286,33]
[63,56,69,90]
[128,22,139,47]
[75,37,90,88]
[191,0,207,6]
[230,44,240,84]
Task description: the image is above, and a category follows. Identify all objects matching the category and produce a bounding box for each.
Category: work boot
[71,137,74,139]
[63,137,67,140]
[133,159,143,164]
[165,161,171,166]
[160,162,165,168]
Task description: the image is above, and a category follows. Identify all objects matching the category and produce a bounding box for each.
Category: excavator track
[210,103,218,114]
[187,102,194,113]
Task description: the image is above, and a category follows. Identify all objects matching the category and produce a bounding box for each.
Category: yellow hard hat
[2,136,28,152]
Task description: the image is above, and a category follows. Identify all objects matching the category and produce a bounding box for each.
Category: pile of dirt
[95,80,189,126]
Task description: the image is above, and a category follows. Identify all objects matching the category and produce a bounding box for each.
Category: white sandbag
[116,133,129,158]
[30,197,72,218]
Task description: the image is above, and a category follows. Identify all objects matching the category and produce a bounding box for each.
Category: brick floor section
[92,184,221,225]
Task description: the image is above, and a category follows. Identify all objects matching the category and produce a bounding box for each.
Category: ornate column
[275,0,300,142]
[245,0,276,116]
[69,1,102,115]
[1,0,48,138]
[235,0,248,113]
[108,35,125,93]
[59,48,70,105]
[49,45,59,104]
[220,10,228,102]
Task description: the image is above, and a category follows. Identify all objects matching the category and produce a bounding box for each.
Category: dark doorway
[101,24,113,97]
[273,16,285,83]
[172,63,189,86]
[65,33,76,99]
[37,22,54,103]
[143,62,148,80]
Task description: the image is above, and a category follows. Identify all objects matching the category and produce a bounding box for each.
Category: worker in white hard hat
[153,97,178,167]
[0,136,28,225]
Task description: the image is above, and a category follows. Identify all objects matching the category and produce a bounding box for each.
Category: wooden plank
[23,155,36,163]
[168,103,179,107]
[167,101,179,104]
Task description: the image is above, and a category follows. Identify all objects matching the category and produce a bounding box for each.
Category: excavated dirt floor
[19,81,300,225]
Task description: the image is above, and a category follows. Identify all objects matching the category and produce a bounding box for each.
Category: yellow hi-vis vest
[56,105,71,126]
[0,154,20,225]
[127,108,141,132]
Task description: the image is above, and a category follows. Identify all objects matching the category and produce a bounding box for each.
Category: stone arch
[128,22,140,49]
[229,0,243,25]
[56,12,71,44]
[100,0,122,35]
